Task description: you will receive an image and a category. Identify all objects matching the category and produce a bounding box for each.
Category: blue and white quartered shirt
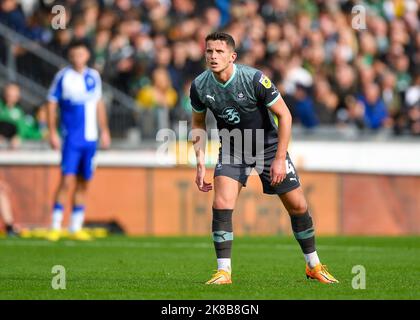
[47,67,102,146]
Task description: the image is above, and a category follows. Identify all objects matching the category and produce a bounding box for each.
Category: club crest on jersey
[85,75,96,91]
[259,74,272,89]
[221,106,240,124]
[237,91,247,101]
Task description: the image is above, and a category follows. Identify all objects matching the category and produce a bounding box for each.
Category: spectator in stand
[345,95,367,130]
[92,28,111,74]
[405,73,420,109]
[48,29,72,57]
[136,67,178,137]
[0,0,27,35]
[394,54,412,98]
[1,0,418,137]
[407,103,420,135]
[398,73,420,135]
[81,0,100,38]
[332,63,358,112]
[381,71,402,118]
[294,83,318,129]
[168,42,190,94]
[104,32,135,92]
[313,77,339,125]
[0,83,43,149]
[357,82,391,130]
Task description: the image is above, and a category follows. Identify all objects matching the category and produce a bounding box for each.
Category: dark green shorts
[213,150,300,195]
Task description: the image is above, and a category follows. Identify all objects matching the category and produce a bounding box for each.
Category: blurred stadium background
[0,0,419,237]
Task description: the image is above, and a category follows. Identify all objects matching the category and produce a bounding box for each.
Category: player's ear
[230,51,237,63]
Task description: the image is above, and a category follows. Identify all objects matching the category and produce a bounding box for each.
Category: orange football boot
[306,264,339,284]
[205,270,232,285]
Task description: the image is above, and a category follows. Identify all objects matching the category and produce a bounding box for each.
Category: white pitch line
[1,239,419,252]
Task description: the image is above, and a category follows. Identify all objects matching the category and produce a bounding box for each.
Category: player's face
[205,40,237,73]
[3,84,20,106]
[69,46,90,71]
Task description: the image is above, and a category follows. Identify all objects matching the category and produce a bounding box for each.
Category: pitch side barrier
[1,140,419,175]
[1,140,419,235]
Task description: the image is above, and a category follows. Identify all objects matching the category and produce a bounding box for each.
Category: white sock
[217,258,231,273]
[69,206,85,233]
[51,203,64,230]
[304,251,320,269]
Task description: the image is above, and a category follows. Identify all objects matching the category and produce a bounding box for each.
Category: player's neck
[72,65,87,74]
[213,63,235,84]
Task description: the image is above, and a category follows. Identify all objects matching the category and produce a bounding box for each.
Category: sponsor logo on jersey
[259,74,272,89]
[221,106,241,124]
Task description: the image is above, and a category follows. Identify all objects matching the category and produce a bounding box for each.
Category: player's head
[67,40,90,71]
[205,32,237,73]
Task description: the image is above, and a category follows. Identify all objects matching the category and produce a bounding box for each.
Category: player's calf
[289,211,320,268]
[209,208,233,283]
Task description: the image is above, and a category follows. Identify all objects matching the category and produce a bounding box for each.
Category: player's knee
[61,181,71,192]
[75,181,88,193]
[213,197,235,210]
[288,199,308,215]
[60,176,75,192]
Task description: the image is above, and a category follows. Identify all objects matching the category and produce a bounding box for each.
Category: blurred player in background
[191,32,338,284]
[45,40,111,241]
[0,180,18,237]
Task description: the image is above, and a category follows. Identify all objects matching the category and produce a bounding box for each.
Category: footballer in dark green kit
[191,32,338,285]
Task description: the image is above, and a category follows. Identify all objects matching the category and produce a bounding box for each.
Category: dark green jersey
[190,64,281,155]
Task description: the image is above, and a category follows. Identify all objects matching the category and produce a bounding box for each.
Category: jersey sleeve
[189,81,206,113]
[47,70,65,103]
[253,71,281,107]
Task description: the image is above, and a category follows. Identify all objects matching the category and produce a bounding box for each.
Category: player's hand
[270,158,286,186]
[49,131,61,150]
[100,129,111,149]
[195,163,213,192]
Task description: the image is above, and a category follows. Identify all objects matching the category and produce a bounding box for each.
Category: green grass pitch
[0,236,419,299]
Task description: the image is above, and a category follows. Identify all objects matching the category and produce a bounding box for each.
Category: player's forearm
[275,111,292,160]
[192,119,207,166]
[97,100,110,133]
[46,101,58,134]
[192,131,206,166]
[194,147,206,166]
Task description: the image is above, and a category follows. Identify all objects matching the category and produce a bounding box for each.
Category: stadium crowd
[0,0,419,141]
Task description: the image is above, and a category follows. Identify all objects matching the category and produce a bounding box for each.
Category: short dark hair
[205,32,235,50]
[67,39,90,52]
